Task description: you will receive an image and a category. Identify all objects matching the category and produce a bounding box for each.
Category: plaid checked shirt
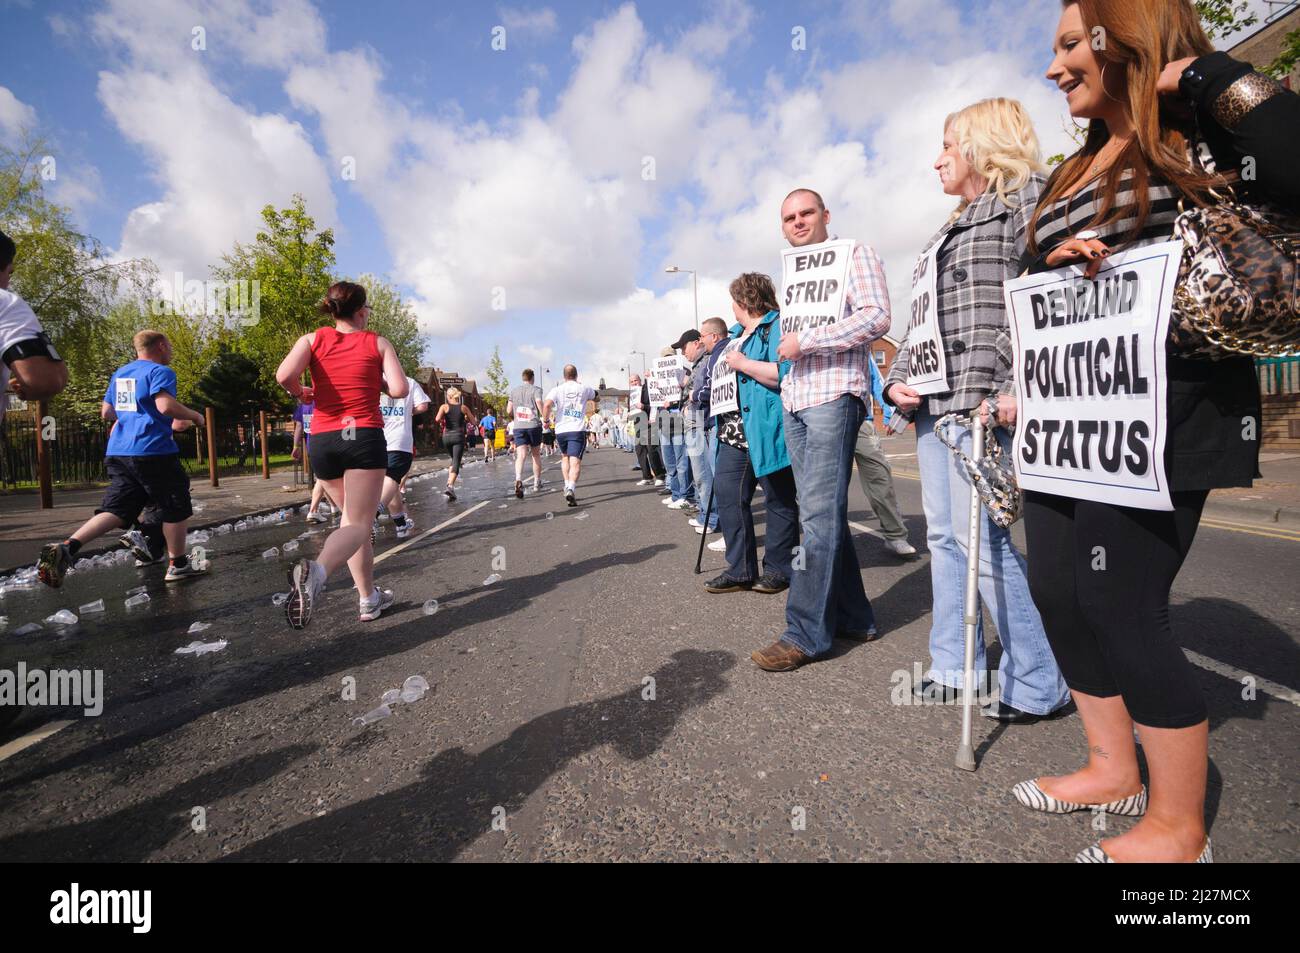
[780,239,892,413]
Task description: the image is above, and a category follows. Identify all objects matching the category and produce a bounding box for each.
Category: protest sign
[905,243,950,395]
[779,238,853,337]
[647,355,685,407]
[709,358,739,416]
[1004,241,1181,511]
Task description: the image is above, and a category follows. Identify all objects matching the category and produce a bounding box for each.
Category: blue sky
[0,0,1277,389]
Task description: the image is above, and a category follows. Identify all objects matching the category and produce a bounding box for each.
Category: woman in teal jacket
[704,273,800,595]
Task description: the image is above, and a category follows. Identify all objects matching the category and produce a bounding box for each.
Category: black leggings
[443,434,465,474]
[1022,489,1209,729]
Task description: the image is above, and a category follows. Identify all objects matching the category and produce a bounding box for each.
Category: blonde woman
[883,98,1069,722]
[435,386,476,502]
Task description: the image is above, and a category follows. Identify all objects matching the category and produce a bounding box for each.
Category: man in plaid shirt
[752,188,893,672]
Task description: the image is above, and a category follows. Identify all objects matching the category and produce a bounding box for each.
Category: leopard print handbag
[1169,144,1300,359]
[934,409,1022,530]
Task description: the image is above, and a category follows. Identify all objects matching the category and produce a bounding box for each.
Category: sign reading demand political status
[780,238,854,337]
[1004,241,1181,511]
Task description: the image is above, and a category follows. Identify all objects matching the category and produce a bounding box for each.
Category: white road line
[0,719,74,764]
[1183,650,1300,707]
[850,520,887,540]
[374,501,490,564]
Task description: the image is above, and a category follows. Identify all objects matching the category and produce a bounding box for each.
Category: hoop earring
[1100,62,1125,104]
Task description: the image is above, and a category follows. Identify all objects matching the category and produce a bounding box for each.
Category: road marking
[0,719,74,764]
[374,501,490,564]
[850,520,887,540]
[1198,518,1300,543]
[1184,650,1300,707]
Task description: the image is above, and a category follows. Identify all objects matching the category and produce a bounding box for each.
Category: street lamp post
[627,351,647,377]
[665,265,698,331]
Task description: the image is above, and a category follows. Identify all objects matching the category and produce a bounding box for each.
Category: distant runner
[544,364,598,507]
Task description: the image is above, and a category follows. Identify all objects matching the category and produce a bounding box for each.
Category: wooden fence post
[206,407,219,488]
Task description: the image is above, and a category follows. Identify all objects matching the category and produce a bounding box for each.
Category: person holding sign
[706,274,799,597]
[685,317,730,536]
[753,189,891,672]
[544,364,598,506]
[882,99,1069,722]
[37,330,206,589]
[990,0,1298,864]
[629,374,667,487]
[506,368,545,498]
[655,347,696,510]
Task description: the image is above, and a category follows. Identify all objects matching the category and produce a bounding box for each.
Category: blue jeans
[686,426,718,530]
[659,411,695,503]
[915,411,1068,715]
[782,394,874,656]
[713,441,799,582]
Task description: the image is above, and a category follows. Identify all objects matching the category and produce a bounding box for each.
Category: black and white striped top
[1032,173,1181,254]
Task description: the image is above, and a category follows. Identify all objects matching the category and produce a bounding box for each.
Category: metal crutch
[955,408,985,772]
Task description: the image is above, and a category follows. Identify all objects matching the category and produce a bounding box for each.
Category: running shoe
[514,480,524,499]
[395,519,413,540]
[120,530,166,566]
[285,557,327,629]
[359,587,395,622]
[165,560,208,581]
[565,488,577,507]
[37,541,74,589]
[305,510,326,524]
[636,479,652,486]
[446,488,457,502]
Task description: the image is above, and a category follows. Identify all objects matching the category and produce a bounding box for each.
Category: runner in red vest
[275,281,408,628]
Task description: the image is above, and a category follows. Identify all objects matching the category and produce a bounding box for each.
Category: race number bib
[710,358,739,416]
[906,244,949,395]
[514,406,535,423]
[562,404,583,421]
[114,378,138,412]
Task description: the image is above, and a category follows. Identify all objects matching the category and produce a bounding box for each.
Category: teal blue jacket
[730,310,792,478]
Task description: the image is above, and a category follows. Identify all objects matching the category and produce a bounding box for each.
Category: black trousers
[1022,489,1210,729]
[636,441,666,480]
[713,441,799,583]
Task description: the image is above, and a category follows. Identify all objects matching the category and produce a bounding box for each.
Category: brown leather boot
[751,640,810,672]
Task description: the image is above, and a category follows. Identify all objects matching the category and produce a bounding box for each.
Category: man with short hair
[379,372,431,538]
[506,368,545,498]
[38,330,208,588]
[751,188,893,672]
[658,341,696,510]
[0,229,67,418]
[480,407,497,462]
[683,319,728,535]
[544,364,598,506]
[855,358,916,557]
[628,373,666,486]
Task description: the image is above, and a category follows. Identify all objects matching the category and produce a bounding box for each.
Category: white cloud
[0,86,37,140]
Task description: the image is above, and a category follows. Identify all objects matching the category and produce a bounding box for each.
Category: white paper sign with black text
[779,238,854,337]
[1004,241,1181,511]
[905,244,950,395]
[709,356,739,416]
[647,356,685,408]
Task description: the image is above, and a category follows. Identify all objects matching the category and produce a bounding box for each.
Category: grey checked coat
[884,173,1044,418]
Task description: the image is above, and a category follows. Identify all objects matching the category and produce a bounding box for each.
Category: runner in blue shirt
[480,409,497,462]
[38,330,208,588]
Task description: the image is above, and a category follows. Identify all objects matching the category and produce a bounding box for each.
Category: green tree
[1194,0,1257,41]
[1,138,154,416]
[195,348,276,418]
[484,345,509,408]
[350,273,424,374]
[213,194,335,393]
[1266,27,1300,80]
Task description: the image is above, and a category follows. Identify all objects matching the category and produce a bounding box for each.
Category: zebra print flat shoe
[1075,838,1213,863]
[1013,779,1147,816]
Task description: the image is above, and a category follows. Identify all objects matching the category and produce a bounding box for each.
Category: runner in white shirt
[379,374,430,538]
[543,364,598,507]
[0,230,67,420]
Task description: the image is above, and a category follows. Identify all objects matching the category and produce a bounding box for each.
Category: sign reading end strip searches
[1004,240,1181,511]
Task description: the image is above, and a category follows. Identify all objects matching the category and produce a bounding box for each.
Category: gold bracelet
[1211,72,1285,129]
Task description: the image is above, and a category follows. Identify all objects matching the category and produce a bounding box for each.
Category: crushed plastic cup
[400,675,429,704]
[422,599,439,616]
[174,639,228,656]
[498,504,508,509]
[234,521,249,532]
[78,599,105,614]
[13,622,43,636]
[44,609,78,626]
[126,585,147,597]
[545,512,554,521]
[187,621,212,634]
[272,592,289,606]
[282,540,299,553]
[124,593,151,609]
[216,524,232,535]
[381,688,403,706]
[481,574,502,586]
[352,704,392,726]
[575,512,590,520]
[262,547,279,559]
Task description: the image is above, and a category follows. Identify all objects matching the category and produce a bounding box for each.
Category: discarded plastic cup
[125,593,151,609]
[352,704,392,727]
[400,675,429,703]
[282,540,300,553]
[262,547,279,559]
[126,585,147,597]
[13,622,43,636]
[575,512,590,520]
[174,639,227,656]
[381,688,403,706]
[545,512,554,521]
[78,599,106,614]
[44,609,78,626]
[422,599,439,616]
[187,621,212,634]
[272,592,289,606]
[482,574,502,586]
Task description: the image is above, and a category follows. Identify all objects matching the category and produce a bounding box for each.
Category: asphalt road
[0,442,1296,862]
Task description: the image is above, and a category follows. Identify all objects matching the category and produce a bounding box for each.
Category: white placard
[114,377,138,412]
[1004,241,1181,511]
[709,356,739,416]
[779,238,854,337]
[905,244,950,395]
[647,355,685,407]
